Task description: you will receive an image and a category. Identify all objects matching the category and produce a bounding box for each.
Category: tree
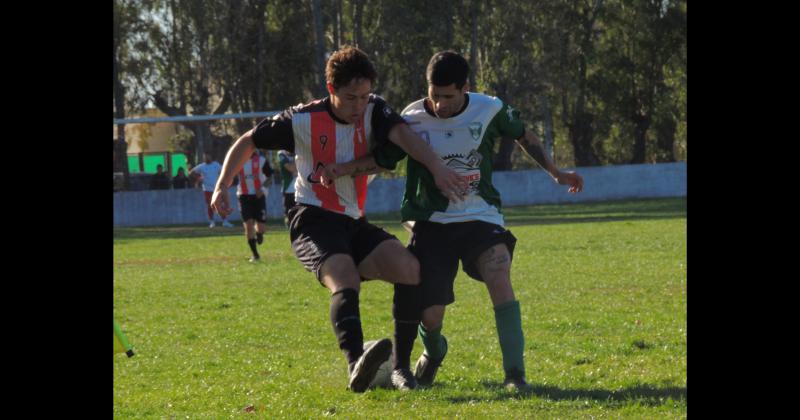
[116,0,686,171]
[593,0,686,164]
[311,0,328,97]
[113,0,135,186]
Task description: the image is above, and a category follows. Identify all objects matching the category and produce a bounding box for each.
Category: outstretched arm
[515,129,583,194]
[320,154,387,186]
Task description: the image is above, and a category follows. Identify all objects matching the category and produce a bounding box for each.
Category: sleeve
[251,108,296,152]
[262,160,273,177]
[373,137,407,170]
[369,95,406,147]
[494,101,525,140]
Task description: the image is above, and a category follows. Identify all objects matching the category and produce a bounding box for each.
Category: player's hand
[431,163,468,202]
[320,163,345,188]
[211,185,233,217]
[556,171,584,194]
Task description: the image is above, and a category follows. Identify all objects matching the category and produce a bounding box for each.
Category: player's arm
[215,108,294,210]
[320,154,387,186]
[211,132,257,215]
[515,129,583,194]
[387,123,467,201]
[283,161,297,175]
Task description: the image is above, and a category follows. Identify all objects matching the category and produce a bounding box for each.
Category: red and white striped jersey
[236,154,268,197]
[250,95,405,219]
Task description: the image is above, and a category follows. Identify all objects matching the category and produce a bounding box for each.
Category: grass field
[113,198,686,419]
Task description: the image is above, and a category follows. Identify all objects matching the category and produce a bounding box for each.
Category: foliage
[114,0,686,168]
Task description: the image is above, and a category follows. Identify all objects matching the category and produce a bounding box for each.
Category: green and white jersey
[375,93,524,225]
[277,150,296,194]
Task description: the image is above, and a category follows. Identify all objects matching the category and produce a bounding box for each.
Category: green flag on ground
[114,319,134,357]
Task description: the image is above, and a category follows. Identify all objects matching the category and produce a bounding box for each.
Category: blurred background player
[236,150,273,262]
[277,149,297,226]
[190,153,234,228]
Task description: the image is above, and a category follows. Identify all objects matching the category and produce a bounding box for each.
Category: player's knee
[404,257,421,285]
[320,254,361,291]
[485,274,515,305]
[390,252,420,285]
[421,306,445,330]
[485,271,512,290]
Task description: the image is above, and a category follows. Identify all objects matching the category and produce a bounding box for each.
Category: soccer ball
[363,340,394,389]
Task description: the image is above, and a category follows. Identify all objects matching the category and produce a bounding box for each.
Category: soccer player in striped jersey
[235,150,273,262]
[326,51,584,391]
[210,46,467,392]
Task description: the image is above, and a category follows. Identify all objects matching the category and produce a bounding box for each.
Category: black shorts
[238,194,267,223]
[408,220,517,309]
[283,193,296,216]
[288,204,398,282]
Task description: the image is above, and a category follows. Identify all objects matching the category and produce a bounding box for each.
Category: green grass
[114,197,686,419]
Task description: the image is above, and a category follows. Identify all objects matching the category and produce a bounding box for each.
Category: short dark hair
[426,51,469,89]
[325,46,377,90]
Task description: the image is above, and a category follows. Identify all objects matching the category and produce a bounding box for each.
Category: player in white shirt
[190,153,234,228]
[328,51,583,391]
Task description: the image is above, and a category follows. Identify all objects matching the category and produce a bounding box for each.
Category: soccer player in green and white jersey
[277,149,298,225]
[322,51,583,391]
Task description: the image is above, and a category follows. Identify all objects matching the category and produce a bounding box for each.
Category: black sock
[256,232,263,245]
[330,288,363,366]
[247,238,258,258]
[392,283,421,371]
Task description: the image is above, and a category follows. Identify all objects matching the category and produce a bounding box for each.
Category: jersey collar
[324,96,353,125]
[423,93,470,119]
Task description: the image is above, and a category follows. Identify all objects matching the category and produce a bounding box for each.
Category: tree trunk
[571,52,600,166]
[571,111,599,167]
[353,0,363,48]
[540,94,555,160]
[311,0,327,96]
[569,0,603,167]
[332,0,341,48]
[630,114,649,164]
[255,0,267,111]
[113,16,130,188]
[469,0,479,89]
[444,0,454,48]
[655,116,677,162]
[154,90,231,165]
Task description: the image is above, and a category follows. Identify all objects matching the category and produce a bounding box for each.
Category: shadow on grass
[501,197,686,227]
[370,198,686,227]
[444,382,686,407]
[113,219,288,241]
[114,198,686,241]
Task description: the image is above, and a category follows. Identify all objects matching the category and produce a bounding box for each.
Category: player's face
[329,78,372,124]
[427,83,468,118]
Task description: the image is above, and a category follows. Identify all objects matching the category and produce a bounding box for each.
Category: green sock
[418,324,447,361]
[494,300,525,378]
